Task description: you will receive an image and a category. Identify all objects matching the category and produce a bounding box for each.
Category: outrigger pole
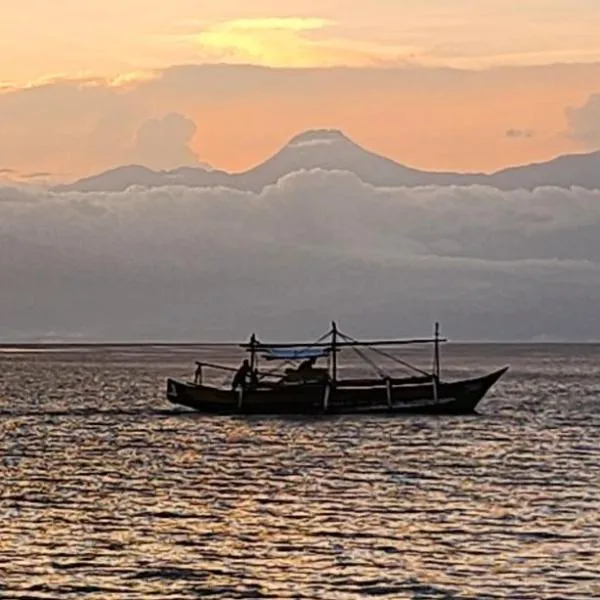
[241,338,446,350]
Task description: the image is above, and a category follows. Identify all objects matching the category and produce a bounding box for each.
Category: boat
[165,322,508,416]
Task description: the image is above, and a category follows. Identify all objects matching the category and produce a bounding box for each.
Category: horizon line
[2,339,599,348]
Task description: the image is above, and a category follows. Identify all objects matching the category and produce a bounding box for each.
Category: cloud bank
[2,169,600,341]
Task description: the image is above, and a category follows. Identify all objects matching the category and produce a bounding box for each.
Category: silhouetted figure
[297,357,316,372]
[194,362,203,385]
[232,359,255,390]
[283,356,328,383]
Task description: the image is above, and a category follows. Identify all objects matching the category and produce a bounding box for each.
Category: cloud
[174,17,418,68]
[0,79,141,176]
[1,169,600,341]
[127,112,201,170]
[21,171,54,179]
[0,186,40,202]
[205,18,335,33]
[0,81,208,176]
[505,128,535,139]
[566,93,600,147]
[288,138,337,149]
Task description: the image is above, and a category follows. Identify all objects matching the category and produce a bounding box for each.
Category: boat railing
[192,360,288,387]
[335,375,433,388]
[192,360,235,385]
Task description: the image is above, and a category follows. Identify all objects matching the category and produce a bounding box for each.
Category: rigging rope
[336,330,430,377]
[337,331,389,378]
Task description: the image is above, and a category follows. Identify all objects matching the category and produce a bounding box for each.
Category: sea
[1,343,599,599]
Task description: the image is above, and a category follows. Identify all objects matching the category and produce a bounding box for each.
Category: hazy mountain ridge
[55,129,600,192]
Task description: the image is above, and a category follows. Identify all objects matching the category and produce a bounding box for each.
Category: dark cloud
[21,171,53,179]
[1,170,600,341]
[0,167,15,174]
[566,93,600,147]
[505,128,535,139]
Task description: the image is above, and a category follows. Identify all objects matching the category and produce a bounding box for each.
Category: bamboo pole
[241,337,447,349]
[331,321,338,385]
[433,322,440,403]
[322,383,330,412]
[249,333,256,372]
[386,377,392,408]
[434,322,441,380]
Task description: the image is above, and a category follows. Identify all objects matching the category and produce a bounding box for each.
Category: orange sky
[187,65,595,174]
[2,2,600,180]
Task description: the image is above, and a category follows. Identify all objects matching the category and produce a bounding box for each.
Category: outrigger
[166,322,508,415]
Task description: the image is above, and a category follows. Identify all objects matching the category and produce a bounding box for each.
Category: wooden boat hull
[166,366,508,416]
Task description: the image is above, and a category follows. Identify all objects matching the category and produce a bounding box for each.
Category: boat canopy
[262,347,329,361]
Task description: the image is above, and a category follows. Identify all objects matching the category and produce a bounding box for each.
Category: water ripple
[1,344,600,598]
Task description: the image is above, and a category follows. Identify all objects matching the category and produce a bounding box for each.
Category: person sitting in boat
[284,356,328,383]
[297,357,317,372]
[231,359,258,390]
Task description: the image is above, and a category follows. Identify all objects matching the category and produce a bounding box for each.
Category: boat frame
[166,321,508,416]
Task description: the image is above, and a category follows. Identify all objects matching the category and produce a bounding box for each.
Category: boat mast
[249,333,257,371]
[432,321,440,403]
[433,322,441,380]
[331,320,338,384]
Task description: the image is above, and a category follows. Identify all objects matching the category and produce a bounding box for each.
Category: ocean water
[1,343,599,599]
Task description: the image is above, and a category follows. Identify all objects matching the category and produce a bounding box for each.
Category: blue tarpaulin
[262,347,329,361]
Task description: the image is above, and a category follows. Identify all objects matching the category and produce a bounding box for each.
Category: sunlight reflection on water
[1,344,600,598]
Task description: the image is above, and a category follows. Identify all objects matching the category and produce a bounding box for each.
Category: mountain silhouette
[486,149,600,189]
[55,129,600,192]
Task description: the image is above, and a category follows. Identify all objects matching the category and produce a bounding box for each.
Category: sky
[2,1,600,180]
[3,2,600,342]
